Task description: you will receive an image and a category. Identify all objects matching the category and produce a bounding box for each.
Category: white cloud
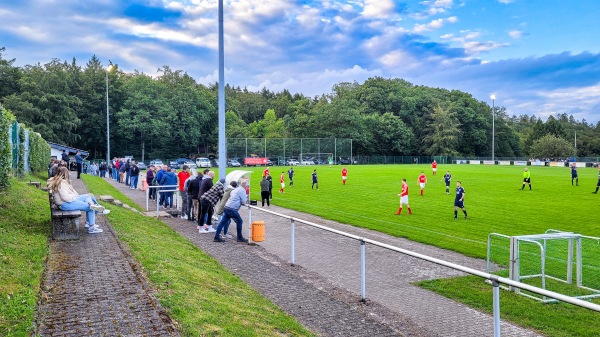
[508,30,523,39]
[413,16,457,33]
[463,41,509,54]
[498,0,514,4]
[361,0,395,19]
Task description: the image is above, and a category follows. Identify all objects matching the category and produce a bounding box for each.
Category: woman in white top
[47,167,109,234]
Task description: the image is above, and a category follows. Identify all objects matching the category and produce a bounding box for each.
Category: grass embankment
[0,176,50,336]
[234,164,600,337]
[82,175,313,337]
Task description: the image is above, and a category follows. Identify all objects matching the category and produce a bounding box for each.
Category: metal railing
[145,185,179,217]
[246,205,600,337]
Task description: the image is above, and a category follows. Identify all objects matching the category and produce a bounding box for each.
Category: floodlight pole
[106,65,113,165]
[491,94,496,162]
[217,0,226,179]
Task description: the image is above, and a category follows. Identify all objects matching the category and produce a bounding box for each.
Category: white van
[196,157,211,168]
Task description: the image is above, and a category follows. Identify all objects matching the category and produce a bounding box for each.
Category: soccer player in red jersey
[341,166,348,185]
[396,179,412,215]
[279,171,285,193]
[431,160,437,175]
[263,167,270,177]
[418,171,427,196]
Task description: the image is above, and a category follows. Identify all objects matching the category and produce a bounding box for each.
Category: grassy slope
[83,175,313,337]
[0,176,50,336]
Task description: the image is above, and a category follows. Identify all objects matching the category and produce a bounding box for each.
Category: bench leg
[52,217,80,240]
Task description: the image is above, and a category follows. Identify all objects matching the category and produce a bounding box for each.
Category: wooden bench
[48,192,81,240]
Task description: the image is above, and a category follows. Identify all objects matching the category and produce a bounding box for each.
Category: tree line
[1,47,598,161]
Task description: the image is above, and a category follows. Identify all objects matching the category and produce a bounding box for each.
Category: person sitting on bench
[47,167,110,234]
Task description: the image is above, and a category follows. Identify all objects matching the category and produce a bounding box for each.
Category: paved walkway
[112,178,542,337]
[34,174,178,336]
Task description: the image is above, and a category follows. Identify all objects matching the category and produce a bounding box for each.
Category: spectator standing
[213,180,249,243]
[75,151,83,179]
[215,181,236,239]
[159,167,178,209]
[267,174,273,199]
[260,176,270,206]
[155,165,166,206]
[124,160,131,186]
[61,150,70,168]
[99,161,107,178]
[187,171,202,222]
[178,165,191,219]
[129,162,140,189]
[198,179,225,233]
[197,171,215,229]
[119,160,127,183]
[146,165,156,200]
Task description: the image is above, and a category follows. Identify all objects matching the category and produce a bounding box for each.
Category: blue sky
[1,0,599,122]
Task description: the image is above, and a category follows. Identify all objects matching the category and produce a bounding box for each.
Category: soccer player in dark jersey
[454,181,467,220]
[442,170,452,194]
[593,166,600,194]
[570,163,579,186]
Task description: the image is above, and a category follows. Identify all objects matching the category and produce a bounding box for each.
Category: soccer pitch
[246,164,600,260]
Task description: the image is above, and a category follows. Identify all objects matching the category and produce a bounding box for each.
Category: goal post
[487,230,600,303]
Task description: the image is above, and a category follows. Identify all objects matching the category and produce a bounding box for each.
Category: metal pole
[105,68,110,165]
[146,187,149,211]
[492,280,501,337]
[290,219,295,266]
[156,191,160,217]
[492,97,495,162]
[248,205,252,243]
[361,239,366,301]
[217,0,227,179]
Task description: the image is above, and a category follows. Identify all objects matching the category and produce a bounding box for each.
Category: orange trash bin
[142,180,148,191]
[251,221,265,242]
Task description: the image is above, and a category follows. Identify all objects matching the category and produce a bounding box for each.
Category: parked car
[183,161,197,169]
[137,162,147,170]
[300,159,315,165]
[196,157,211,168]
[169,161,180,169]
[267,159,274,166]
[286,159,300,166]
[227,159,241,167]
[149,159,164,166]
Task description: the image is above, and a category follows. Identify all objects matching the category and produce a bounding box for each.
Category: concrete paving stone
[34,172,179,337]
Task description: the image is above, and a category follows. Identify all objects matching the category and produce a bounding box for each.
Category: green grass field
[235,164,600,336]
[241,164,600,260]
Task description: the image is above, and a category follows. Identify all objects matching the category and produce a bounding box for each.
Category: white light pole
[106,65,113,165]
[490,94,496,162]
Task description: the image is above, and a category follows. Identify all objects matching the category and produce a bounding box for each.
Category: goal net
[487,229,600,302]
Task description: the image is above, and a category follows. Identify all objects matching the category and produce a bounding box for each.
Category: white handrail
[247,204,600,314]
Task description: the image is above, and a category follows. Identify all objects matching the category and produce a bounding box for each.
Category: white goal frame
[487,229,600,303]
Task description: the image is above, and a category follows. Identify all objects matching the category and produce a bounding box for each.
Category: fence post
[248,205,252,243]
[146,187,149,211]
[290,219,295,266]
[492,279,501,337]
[156,191,160,217]
[361,239,366,302]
